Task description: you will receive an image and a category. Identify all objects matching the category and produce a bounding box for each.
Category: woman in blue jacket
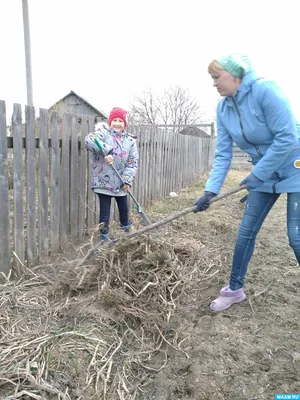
[195,53,300,311]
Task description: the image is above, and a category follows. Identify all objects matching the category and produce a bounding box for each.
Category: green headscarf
[216,53,253,78]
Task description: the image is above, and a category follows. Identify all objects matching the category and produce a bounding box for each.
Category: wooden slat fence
[0,101,215,273]
[232,144,252,169]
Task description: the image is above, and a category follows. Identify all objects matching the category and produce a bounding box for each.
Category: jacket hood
[225,70,263,104]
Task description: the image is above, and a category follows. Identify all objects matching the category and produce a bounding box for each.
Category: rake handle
[107,185,248,247]
[109,163,152,225]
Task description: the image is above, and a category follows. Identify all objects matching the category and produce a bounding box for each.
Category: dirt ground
[143,169,300,400]
[1,169,300,400]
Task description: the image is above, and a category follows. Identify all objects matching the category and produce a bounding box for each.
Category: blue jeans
[97,194,129,234]
[230,191,300,290]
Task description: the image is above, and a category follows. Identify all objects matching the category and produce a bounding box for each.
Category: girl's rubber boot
[120,222,133,233]
[100,233,110,242]
[210,285,246,311]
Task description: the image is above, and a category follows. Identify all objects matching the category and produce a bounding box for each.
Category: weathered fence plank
[136,128,144,209]
[232,145,251,168]
[165,132,172,196]
[87,117,95,230]
[152,127,160,199]
[60,113,70,247]
[25,105,37,263]
[148,128,154,203]
[176,132,182,191]
[156,127,164,197]
[38,108,49,257]
[50,111,60,253]
[79,116,88,238]
[141,129,147,206]
[70,115,79,239]
[0,101,10,273]
[12,104,25,268]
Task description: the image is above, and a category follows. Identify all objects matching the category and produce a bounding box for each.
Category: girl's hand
[122,184,130,192]
[104,155,113,165]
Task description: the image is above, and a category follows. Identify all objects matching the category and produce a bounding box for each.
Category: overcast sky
[1,0,300,120]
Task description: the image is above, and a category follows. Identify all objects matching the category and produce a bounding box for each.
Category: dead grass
[0,170,251,399]
[0,225,227,398]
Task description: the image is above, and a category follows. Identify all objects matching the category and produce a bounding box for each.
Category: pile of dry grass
[0,173,245,399]
[0,229,224,400]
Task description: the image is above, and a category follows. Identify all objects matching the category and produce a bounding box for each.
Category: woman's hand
[240,173,264,190]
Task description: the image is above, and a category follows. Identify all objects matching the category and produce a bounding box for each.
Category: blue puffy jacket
[205,71,300,194]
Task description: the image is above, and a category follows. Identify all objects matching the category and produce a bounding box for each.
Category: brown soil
[136,170,300,400]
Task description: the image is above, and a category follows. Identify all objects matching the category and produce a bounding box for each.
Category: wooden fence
[0,101,215,273]
[232,144,252,169]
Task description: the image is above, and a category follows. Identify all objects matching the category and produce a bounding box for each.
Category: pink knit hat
[108,107,127,127]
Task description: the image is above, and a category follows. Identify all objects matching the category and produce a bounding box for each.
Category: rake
[78,184,247,265]
[107,184,248,246]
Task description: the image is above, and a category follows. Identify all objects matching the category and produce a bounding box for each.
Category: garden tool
[240,194,248,203]
[91,135,152,226]
[78,184,247,265]
[107,184,247,246]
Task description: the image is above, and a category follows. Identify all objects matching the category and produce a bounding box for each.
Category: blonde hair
[208,60,224,74]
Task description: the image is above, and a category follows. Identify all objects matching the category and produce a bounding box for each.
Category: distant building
[49,90,108,123]
[178,126,211,138]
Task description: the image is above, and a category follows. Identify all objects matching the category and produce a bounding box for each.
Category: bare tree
[128,86,208,125]
[128,90,158,125]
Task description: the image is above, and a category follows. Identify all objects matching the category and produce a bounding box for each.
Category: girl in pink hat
[85,107,139,241]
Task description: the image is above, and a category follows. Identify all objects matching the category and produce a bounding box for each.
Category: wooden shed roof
[49,90,108,120]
